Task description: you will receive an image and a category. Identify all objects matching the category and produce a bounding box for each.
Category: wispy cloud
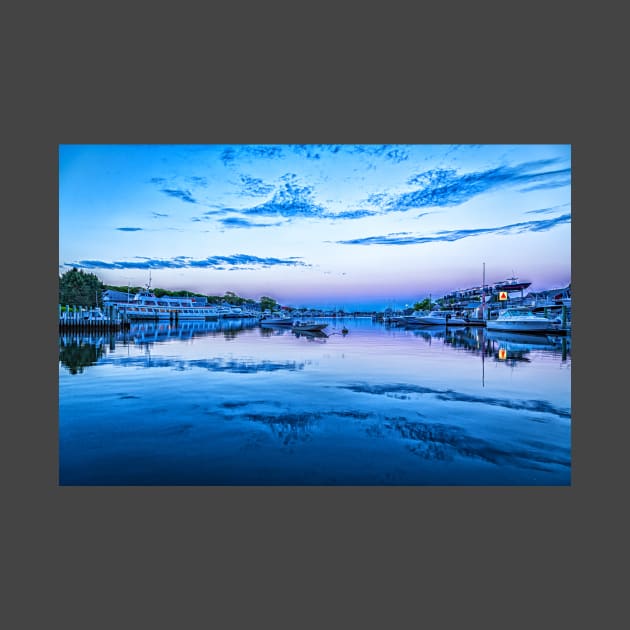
[218,217,284,229]
[186,176,207,187]
[361,159,571,212]
[337,213,571,246]
[233,174,326,219]
[159,188,198,204]
[152,212,169,218]
[327,209,378,220]
[525,203,570,215]
[238,174,275,197]
[221,145,285,165]
[116,227,143,232]
[219,144,412,167]
[518,178,571,192]
[66,254,310,270]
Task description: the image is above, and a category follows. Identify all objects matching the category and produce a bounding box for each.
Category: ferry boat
[103,287,255,321]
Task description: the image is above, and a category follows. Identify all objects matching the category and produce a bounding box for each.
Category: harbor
[59,273,572,336]
[59,144,572,486]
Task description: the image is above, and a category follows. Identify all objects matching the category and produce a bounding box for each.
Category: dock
[59,306,130,332]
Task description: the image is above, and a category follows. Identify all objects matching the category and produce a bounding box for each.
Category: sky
[59,144,571,311]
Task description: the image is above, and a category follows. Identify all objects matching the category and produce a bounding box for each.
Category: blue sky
[59,144,571,310]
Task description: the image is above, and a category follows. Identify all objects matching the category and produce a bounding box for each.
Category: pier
[59,305,130,332]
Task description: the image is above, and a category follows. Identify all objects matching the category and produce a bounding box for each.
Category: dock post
[561,305,567,329]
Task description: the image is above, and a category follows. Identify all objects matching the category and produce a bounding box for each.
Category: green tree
[223,291,247,306]
[59,268,104,307]
[260,296,278,312]
[413,298,433,311]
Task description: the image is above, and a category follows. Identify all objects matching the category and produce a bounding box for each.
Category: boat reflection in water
[59,317,571,485]
[486,329,570,364]
[410,325,570,366]
[292,329,329,341]
[126,318,260,345]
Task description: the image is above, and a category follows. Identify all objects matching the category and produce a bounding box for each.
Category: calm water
[59,317,571,485]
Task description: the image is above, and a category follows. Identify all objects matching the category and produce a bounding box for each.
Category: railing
[59,305,130,330]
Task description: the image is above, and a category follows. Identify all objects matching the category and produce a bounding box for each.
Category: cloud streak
[116,227,143,232]
[218,217,284,229]
[65,254,310,270]
[361,159,571,212]
[337,213,571,246]
[159,188,198,204]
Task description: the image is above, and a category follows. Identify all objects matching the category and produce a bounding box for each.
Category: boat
[492,276,531,293]
[412,310,469,326]
[485,308,560,333]
[260,313,294,326]
[291,320,328,332]
[103,285,258,322]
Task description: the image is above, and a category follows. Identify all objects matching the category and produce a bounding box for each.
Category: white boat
[104,289,225,321]
[412,310,469,326]
[485,308,560,333]
[260,313,294,326]
[291,320,328,332]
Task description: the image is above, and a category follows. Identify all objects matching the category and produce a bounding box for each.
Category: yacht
[412,310,469,326]
[485,308,560,333]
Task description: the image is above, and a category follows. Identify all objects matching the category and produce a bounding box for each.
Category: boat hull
[414,316,468,326]
[485,320,558,333]
[292,324,328,332]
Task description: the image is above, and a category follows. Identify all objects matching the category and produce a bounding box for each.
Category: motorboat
[260,313,294,326]
[412,310,469,326]
[291,320,328,332]
[485,308,560,333]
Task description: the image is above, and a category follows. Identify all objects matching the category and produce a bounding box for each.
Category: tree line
[59,268,279,311]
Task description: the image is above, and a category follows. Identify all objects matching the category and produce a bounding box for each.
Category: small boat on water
[412,310,469,326]
[291,320,328,332]
[260,313,294,326]
[485,308,559,333]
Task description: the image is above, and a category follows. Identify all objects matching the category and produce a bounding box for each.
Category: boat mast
[481,262,486,320]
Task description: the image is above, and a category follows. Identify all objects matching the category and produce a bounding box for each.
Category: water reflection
[127,318,259,345]
[60,317,571,484]
[337,383,570,418]
[384,417,570,471]
[410,325,570,365]
[293,330,328,341]
[59,337,107,374]
[59,319,570,377]
[244,412,318,446]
